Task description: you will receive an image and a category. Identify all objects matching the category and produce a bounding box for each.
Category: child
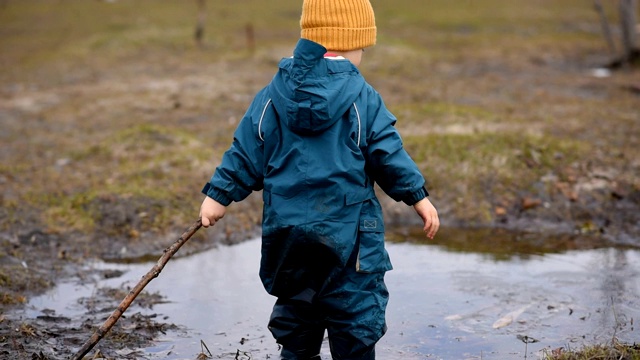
[199,0,439,358]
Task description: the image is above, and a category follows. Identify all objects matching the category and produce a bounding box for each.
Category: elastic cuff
[403,186,429,206]
[201,183,233,206]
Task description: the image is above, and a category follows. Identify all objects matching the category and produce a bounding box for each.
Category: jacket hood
[268,38,366,135]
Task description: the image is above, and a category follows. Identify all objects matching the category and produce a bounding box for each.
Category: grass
[1,0,637,236]
[542,341,640,360]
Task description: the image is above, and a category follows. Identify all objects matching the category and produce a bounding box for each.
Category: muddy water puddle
[27,229,640,359]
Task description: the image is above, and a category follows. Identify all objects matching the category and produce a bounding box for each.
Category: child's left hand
[413,198,439,239]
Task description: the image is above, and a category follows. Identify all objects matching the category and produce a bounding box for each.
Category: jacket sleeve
[201,90,267,205]
[363,88,429,206]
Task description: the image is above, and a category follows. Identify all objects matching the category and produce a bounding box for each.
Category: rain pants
[202,38,429,359]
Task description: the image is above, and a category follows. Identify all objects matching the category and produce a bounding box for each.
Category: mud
[1,208,638,359]
[2,299,179,360]
[0,201,257,360]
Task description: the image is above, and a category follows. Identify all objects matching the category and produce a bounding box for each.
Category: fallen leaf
[493,305,531,329]
[521,197,542,210]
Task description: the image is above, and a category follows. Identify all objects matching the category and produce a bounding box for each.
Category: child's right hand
[199,196,227,227]
[413,198,439,239]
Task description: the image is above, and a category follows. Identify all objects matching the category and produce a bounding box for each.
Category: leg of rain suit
[268,237,388,360]
[269,298,325,359]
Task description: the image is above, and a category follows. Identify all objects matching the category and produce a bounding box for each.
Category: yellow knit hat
[300,0,377,51]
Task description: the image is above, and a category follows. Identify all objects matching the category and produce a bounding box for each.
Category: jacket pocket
[356,199,393,273]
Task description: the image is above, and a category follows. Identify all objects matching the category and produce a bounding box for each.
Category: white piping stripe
[353,103,361,147]
[258,99,272,141]
[258,99,360,146]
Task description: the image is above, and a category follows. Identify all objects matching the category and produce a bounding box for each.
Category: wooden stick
[70,219,203,360]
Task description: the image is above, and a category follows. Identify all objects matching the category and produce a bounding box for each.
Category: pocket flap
[345,186,375,206]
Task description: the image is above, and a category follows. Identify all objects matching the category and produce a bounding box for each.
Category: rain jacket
[202,38,428,300]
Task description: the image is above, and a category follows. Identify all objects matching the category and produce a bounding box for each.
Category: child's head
[300,0,376,52]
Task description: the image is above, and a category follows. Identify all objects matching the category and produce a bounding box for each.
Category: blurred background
[1,0,639,253]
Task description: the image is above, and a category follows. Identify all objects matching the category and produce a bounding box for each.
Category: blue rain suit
[203,39,429,359]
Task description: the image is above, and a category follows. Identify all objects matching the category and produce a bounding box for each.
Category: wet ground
[5,227,639,360]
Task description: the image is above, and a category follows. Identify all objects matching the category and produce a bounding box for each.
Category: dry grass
[543,341,640,360]
[0,0,638,239]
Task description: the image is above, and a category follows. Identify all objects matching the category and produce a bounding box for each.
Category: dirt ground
[1,1,639,359]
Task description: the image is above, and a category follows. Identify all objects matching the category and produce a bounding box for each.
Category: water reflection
[27,228,640,359]
[387,227,619,260]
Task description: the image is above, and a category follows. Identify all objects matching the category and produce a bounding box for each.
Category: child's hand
[199,196,227,228]
[413,198,439,239]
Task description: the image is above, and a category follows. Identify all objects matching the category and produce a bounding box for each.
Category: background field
[1,0,639,255]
